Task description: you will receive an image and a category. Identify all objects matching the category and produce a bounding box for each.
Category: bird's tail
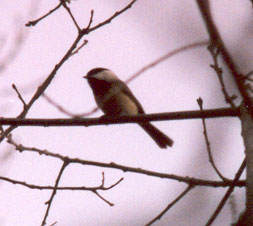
[139,123,173,149]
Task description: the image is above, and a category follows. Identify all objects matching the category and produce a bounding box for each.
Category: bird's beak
[83,75,88,79]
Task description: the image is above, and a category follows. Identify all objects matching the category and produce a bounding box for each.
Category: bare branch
[61,0,81,31]
[6,135,245,188]
[0,174,123,192]
[205,158,246,226]
[146,185,194,226]
[0,0,138,143]
[42,93,79,117]
[208,45,236,107]
[196,0,253,117]
[197,98,228,181]
[0,107,241,128]
[86,10,94,30]
[83,0,137,34]
[245,70,253,81]
[41,161,69,226]
[43,92,98,117]
[92,190,114,206]
[70,39,88,56]
[26,2,62,27]
[12,84,27,109]
[126,40,209,83]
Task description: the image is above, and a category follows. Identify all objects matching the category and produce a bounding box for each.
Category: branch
[84,0,137,34]
[12,84,27,109]
[26,2,62,27]
[208,46,236,107]
[205,158,246,226]
[0,107,240,127]
[146,185,194,225]
[0,174,123,192]
[126,40,209,83]
[240,105,253,224]
[196,1,253,117]
[41,161,68,226]
[70,39,88,56]
[0,0,137,143]
[197,98,228,181]
[6,136,245,187]
[61,0,81,31]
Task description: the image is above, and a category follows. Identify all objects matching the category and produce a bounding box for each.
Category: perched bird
[84,68,173,148]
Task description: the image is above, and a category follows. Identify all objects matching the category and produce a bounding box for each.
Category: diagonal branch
[197,98,228,181]
[84,0,137,34]
[196,0,253,117]
[12,84,27,109]
[41,161,69,226]
[0,174,123,192]
[146,185,194,225]
[61,0,81,31]
[205,158,246,226]
[26,1,62,27]
[0,0,138,143]
[208,46,236,108]
[126,40,209,83]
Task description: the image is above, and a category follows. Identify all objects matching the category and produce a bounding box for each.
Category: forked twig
[41,161,69,226]
[205,158,246,226]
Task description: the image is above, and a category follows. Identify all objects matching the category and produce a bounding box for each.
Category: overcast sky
[0,0,252,225]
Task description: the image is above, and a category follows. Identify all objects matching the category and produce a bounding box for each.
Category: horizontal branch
[0,107,240,127]
[0,175,123,191]
[7,136,245,187]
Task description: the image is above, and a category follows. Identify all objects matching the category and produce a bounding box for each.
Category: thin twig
[6,135,245,188]
[70,39,88,56]
[126,40,209,83]
[208,45,236,108]
[26,2,62,26]
[0,175,123,191]
[205,158,246,226]
[41,161,69,226]
[61,0,81,31]
[12,84,27,109]
[197,98,228,181]
[245,70,253,79]
[92,190,114,206]
[42,93,81,117]
[196,0,253,117]
[0,0,137,143]
[86,10,94,30]
[83,0,137,34]
[49,222,57,226]
[244,70,253,83]
[43,92,98,117]
[146,185,194,226]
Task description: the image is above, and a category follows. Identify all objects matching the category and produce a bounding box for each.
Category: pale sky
[0,0,252,225]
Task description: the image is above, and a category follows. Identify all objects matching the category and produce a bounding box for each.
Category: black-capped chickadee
[84,68,173,149]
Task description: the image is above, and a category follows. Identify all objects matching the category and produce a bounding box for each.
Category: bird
[84,68,173,148]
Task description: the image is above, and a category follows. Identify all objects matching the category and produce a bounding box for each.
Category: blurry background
[0,0,252,225]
